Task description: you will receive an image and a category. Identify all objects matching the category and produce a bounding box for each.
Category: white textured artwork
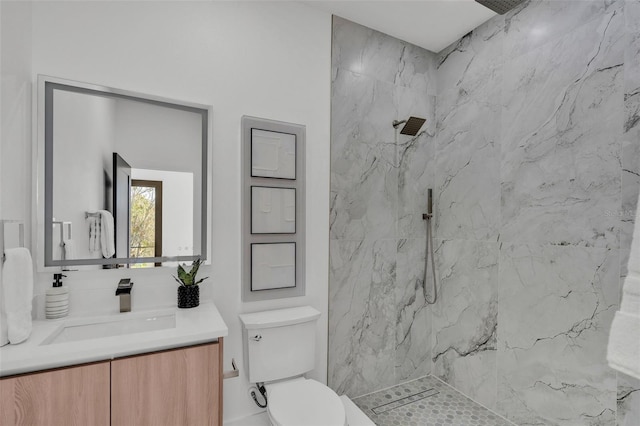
[251,186,295,234]
[251,243,295,290]
[251,129,296,179]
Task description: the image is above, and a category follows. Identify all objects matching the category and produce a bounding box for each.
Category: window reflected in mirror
[130,180,162,268]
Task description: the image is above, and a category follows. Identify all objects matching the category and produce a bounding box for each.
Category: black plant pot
[178,285,199,308]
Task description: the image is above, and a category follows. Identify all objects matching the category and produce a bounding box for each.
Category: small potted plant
[173,258,208,308]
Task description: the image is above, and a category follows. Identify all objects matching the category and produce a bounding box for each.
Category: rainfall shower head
[393,116,426,136]
[475,0,526,15]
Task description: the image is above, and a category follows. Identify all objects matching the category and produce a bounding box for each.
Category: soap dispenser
[46,273,69,319]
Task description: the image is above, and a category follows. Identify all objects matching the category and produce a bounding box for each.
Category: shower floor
[352,376,514,426]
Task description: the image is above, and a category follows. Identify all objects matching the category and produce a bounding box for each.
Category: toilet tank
[239,306,321,383]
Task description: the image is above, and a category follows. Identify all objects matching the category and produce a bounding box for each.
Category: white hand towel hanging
[0,311,7,346]
[1,247,34,344]
[98,210,115,258]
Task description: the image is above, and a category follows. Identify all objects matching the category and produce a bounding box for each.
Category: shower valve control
[250,335,262,342]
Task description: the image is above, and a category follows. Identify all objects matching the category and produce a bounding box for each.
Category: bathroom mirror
[36,76,211,269]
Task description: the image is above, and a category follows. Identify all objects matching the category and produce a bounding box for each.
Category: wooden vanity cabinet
[111,342,222,426]
[0,340,223,426]
[0,361,110,426]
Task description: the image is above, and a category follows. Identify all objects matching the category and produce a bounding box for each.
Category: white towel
[608,196,640,379]
[0,303,8,346]
[608,311,640,378]
[621,275,640,317]
[98,210,115,258]
[1,248,34,344]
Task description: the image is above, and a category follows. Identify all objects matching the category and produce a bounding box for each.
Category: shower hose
[423,215,437,304]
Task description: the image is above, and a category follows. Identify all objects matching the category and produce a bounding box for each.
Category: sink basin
[41,312,176,345]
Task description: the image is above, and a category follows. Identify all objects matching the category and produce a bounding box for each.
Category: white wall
[1,2,32,227]
[52,90,116,261]
[0,1,33,342]
[1,1,33,239]
[6,1,331,422]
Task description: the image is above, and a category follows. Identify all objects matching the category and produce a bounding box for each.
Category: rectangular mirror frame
[35,75,212,270]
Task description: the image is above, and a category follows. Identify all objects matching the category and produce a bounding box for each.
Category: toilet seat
[267,379,346,426]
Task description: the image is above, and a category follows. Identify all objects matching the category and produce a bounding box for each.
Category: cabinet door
[111,342,221,426]
[0,361,110,426]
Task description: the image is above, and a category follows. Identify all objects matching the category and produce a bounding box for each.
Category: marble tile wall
[330,1,640,424]
[434,1,640,425]
[329,16,437,397]
[618,1,640,426]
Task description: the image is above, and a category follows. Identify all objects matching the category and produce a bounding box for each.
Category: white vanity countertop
[0,302,228,377]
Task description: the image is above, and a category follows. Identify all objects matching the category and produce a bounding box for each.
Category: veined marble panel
[397,91,436,239]
[617,373,640,426]
[624,0,640,131]
[435,94,501,242]
[497,243,619,426]
[396,43,437,96]
[328,239,397,397]
[504,0,622,60]
[501,7,624,248]
[502,6,623,145]
[331,67,397,161]
[437,15,504,103]
[329,15,440,402]
[332,16,436,94]
[621,1,640,278]
[330,68,398,241]
[395,238,431,382]
[431,239,499,409]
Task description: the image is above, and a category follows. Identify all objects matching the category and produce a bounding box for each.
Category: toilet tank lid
[239,306,321,330]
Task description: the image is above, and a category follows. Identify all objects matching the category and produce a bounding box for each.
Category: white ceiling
[303,0,497,53]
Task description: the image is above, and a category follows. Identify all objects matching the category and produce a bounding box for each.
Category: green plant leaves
[173,258,208,286]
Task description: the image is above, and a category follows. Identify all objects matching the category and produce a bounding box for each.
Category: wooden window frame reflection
[131,179,163,266]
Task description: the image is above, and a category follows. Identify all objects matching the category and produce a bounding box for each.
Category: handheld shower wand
[423,188,433,220]
[423,189,437,304]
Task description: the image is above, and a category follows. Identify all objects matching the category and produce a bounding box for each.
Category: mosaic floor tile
[353,375,514,426]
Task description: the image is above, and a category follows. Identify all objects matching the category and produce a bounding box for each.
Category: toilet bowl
[239,307,348,426]
[266,378,346,426]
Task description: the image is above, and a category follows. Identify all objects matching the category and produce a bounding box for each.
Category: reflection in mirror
[42,76,208,268]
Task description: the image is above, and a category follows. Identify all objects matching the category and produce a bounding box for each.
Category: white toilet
[239,306,347,426]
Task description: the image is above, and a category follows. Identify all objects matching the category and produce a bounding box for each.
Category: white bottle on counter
[46,273,69,319]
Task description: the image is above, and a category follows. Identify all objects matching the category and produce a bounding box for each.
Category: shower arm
[392,119,407,128]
